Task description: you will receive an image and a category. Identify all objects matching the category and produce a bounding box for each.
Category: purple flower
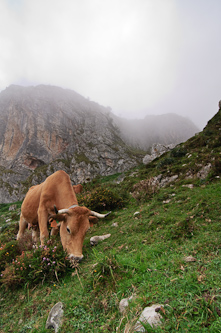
[52,261,56,264]
[48,263,50,265]
[43,257,46,261]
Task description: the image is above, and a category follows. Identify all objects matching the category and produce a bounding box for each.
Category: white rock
[119,295,134,313]
[143,154,154,165]
[134,211,140,216]
[163,199,170,204]
[197,163,212,179]
[46,302,63,333]
[134,304,163,331]
[184,256,197,262]
[90,234,111,246]
[182,184,194,189]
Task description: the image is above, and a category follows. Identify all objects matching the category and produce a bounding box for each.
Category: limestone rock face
[0,85,141,202]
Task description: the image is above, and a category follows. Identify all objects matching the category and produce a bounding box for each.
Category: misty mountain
[0,84,199,202]
[112,113,199,151]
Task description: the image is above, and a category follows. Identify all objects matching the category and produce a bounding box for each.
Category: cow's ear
[49,214,67,222]
[57,214,67,222]
[73,184,83,194]
[89,215,98,227]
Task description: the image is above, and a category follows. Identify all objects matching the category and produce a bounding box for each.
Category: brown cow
[17,170,110,261]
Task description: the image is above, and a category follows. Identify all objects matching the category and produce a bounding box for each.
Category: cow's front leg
[17,213,28,240]
[38,207,49,245]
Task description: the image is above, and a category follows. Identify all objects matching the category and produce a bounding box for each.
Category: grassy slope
[0,111,220,333]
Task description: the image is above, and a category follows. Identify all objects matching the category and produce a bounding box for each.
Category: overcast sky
[0,0,220,129]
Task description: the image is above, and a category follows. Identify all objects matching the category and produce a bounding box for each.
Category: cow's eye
[67,227,71,234]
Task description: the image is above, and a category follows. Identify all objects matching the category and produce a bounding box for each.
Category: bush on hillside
[77,186,125,211]
[170,146,187,158]
[0,241,20,273]
[131,177,159,202]
[0,238,72,289]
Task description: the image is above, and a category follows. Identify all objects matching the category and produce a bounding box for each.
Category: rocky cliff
[0,85,144,202]
[0,84,199,203]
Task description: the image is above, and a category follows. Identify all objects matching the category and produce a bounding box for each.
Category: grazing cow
[17,170,110,261]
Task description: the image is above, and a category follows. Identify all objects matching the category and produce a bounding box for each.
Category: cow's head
[50,206,110,261]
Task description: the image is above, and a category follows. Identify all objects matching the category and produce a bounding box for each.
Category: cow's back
[39,170,77,211]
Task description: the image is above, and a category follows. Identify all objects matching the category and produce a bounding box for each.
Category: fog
[0,0,221,129]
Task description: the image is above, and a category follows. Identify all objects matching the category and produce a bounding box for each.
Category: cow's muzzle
[69,254,84,262]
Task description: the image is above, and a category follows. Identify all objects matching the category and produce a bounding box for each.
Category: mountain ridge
[0,84,202,202]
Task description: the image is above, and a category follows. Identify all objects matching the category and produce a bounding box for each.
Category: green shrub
[156,157,175,169]
[131,178,158,203]
[77,186,125,211]
[0,239,72,289]
[0,240,20,273]
[166,217,195,240]
[170,147,187,158]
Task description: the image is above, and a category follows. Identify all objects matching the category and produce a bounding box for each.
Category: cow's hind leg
[17,213,28,240]
[32,225,40,244]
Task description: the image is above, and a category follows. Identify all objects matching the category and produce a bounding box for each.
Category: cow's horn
[90,211,111,218]
[57,208,70,215]
[54,205,58,214]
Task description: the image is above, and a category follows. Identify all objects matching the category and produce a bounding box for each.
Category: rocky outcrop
[143,143,176,165]
[0,85,138,171]
[0,85,143,202]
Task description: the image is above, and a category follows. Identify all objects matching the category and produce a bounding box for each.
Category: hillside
[0,84,199,203]
[0,108,220,332]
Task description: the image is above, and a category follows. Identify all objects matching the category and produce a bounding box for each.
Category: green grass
[0,178,220,332]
